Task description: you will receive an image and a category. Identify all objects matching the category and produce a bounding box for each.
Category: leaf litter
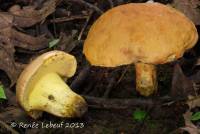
[0,0,200,133]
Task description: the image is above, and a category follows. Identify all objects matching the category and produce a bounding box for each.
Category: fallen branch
[78,10,93,40]
[71,64,91,92]
[0,120,19,134]
[83,95,155,109]
[49,15,88,23]
[83,95,187,109]
[103,76,116,98]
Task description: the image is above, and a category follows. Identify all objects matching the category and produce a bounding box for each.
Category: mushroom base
[28,72,87,119]
[135,63,157,96]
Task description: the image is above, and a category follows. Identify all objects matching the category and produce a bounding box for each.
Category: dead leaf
[0,27,48,86]
[195,58,200,66]
[57,32,78,52]
[181,111,200,134]
[0,0,61,86]
[171,0,200,25]
[0,41,19,86]
[0,107,28,123]
[187,96,200,110]
[10,0,60,28]
[0,28,48,50]
[0,13,13,29]
[171,64,194,98]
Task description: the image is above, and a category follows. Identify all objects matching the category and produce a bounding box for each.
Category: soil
[0,0,199,134]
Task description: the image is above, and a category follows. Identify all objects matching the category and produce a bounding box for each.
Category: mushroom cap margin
[16,50,77,114]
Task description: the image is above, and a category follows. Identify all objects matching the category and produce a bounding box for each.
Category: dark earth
[0,0,200,134]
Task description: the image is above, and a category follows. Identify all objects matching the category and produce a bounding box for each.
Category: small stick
[70,64,91,92]
[83,95,155,109]
[78,10,93,40]
[82,82,94,94]
[67,0,103,14]
[103,77,116,98]
[107,0,114,8]
[0,120,20,134]
[116,66,129,84]
[52,13,58,38]
[83,95,187,110]
[103,68,126,98]
[49,15,88,23]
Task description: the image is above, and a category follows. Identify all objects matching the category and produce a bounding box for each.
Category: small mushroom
[83,3,198,96]
[16,50,87,119]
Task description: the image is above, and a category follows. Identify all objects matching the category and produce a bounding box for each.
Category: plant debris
[172,0,200,25]
[0,0,199,133]
[0,0,60,86]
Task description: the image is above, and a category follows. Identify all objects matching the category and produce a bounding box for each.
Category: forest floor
[0,0,200,134]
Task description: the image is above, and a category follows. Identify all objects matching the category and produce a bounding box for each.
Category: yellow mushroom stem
[135,63,157,96]
[28,72,87,118]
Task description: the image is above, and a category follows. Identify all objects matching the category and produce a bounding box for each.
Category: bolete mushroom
[83,3,198,96]
[16,50,87,119]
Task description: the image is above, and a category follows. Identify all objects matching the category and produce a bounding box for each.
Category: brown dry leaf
[0,28,48,50]
[171,64,200,110]
[187,96,200,110]
[0,107,28,123]
[181,111,200,134]
[0,28,48,86]
[171,0,200,25]
[171,64,194,98]
[57,32,78,52]
[10,0,60,28]
[0,39,19,86]
[0,0,61,86]
[195,58,200,66]
[0,13,13,29]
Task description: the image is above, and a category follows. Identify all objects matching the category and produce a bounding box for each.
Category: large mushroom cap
[83,3,198,67]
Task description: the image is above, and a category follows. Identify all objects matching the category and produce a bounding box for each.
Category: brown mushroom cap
[83,3,198,67]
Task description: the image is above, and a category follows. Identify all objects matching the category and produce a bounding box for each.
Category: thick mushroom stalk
[28,72,87,118]
[135,63,157,96]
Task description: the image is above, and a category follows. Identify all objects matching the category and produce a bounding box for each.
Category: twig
[116,66,129,84]
[103,77,116,98]
[49,15,88,23]
[103,68,127,98]
[83,95,155,109]
[52,13,58,38]
[83,95,188,110]
[107,0,114,8]
[78,11,93,40]
[67,0,103,14]
[70,64,91,92]
[82,82,94,94]
[0,120,19,134]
